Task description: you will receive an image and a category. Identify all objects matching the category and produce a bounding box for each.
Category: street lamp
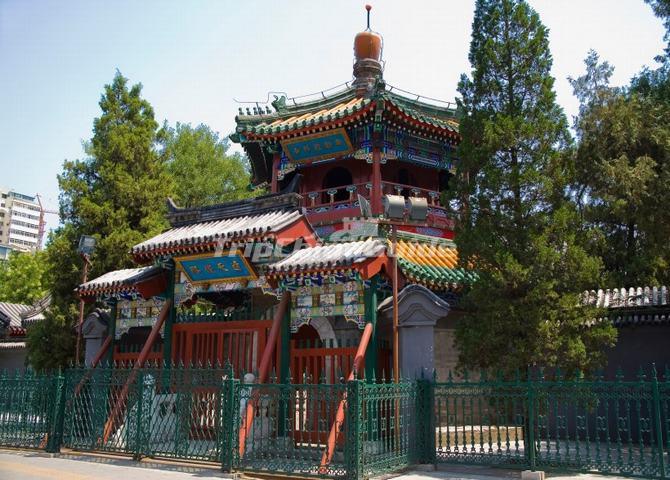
[76,235,96,365]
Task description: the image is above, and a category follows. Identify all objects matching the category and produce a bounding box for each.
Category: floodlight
[78,235,96,255]
[383,194,405,219]
[408,197,428,221]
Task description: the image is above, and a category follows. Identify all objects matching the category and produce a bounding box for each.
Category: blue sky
[0,1,665,235]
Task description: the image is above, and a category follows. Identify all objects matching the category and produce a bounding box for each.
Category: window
[321,166,353,203]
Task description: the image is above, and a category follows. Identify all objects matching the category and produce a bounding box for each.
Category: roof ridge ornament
[353,4,383,98]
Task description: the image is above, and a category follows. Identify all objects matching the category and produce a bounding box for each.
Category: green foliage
[33,71,171,369]
[160,123,253,208]
[52,71,171,308]
[454,0,616,375]
[645,0,670,60]
[570,51,670,286]
[25,308,76,371]
[0,251,48,305]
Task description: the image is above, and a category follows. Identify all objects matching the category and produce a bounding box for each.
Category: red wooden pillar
[371,146,382,214]
[271,152,281,193]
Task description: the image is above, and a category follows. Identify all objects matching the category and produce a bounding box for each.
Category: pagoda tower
[231,5,460,242]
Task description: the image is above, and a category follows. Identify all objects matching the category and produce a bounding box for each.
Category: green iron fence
[432,367,670,479]
[2,365,670,479]
[62,364,232,462]
[0,369,63,450]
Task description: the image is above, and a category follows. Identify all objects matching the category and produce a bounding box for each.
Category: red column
[371,147,382,214]
[270,152,280,193]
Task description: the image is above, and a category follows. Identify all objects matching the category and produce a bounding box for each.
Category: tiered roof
[232,86,460,186]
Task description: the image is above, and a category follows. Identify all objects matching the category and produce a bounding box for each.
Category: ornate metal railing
[0,370,61,450]
[2,365,669,479]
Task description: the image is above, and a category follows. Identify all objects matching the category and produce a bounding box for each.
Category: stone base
[521,470,545,480]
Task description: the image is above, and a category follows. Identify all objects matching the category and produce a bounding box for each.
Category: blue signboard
[176,251,257,285]
[281,128,354,164]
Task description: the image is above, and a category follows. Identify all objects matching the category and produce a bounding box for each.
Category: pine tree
[53,72,171,292]
[571,51,670,286]
[454,0,615,374]
[35,72,171,369]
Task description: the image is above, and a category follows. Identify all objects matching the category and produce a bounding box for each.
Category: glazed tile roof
[78,266,163,296]
[266,238,386,275]
[238,97,373,137]
[132,210,304,258]
[234,88,459,140]
[396,239,477,288]
[583,286,670,326]
[385,92,459,134]
[0,296,49,336]
[0,302,32,329]
[583,286,670,309]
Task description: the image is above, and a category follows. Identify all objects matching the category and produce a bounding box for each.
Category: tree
[25,309,76,372]
[160,123,253,208]
[52,71,171,308]
[645,0,670,60]
[570,51,670,286]
[31,71,171,369]
[0,251,48,304]
[453,0,616,375]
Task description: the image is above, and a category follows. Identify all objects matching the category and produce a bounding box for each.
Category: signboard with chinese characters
[175,251,257,286]
[280,128,354,164]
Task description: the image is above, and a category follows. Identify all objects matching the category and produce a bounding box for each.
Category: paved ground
[385,465,630,480]
[0,449,235,480]
[0,449,632,480]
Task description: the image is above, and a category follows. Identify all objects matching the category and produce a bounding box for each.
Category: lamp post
[75,235,96,366]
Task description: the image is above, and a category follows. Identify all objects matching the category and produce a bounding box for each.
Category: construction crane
[35,194,58,250]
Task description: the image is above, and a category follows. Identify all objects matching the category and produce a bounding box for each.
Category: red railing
[381,181,442,205]
[302,182,369,208]
[301,180,454,230]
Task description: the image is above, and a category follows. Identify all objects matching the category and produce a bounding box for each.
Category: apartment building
[0,188,42,252]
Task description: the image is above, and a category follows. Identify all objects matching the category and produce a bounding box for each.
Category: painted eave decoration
[175,250,257,286]
[131,209,317,261]
[281,128,354,164]
[77,265,168,300]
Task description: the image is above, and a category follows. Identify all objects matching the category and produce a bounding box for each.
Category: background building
[0,188,43,252]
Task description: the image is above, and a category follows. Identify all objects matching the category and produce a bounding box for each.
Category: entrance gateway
[75,5,467,476]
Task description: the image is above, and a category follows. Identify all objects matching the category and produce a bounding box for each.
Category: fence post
[133,371,145,460]
[46,370,66,453]
[527,370,536,471]
[345,379,362,480]
[416,377,435,464]
[221,367,239,473]
[652,364,667,479]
